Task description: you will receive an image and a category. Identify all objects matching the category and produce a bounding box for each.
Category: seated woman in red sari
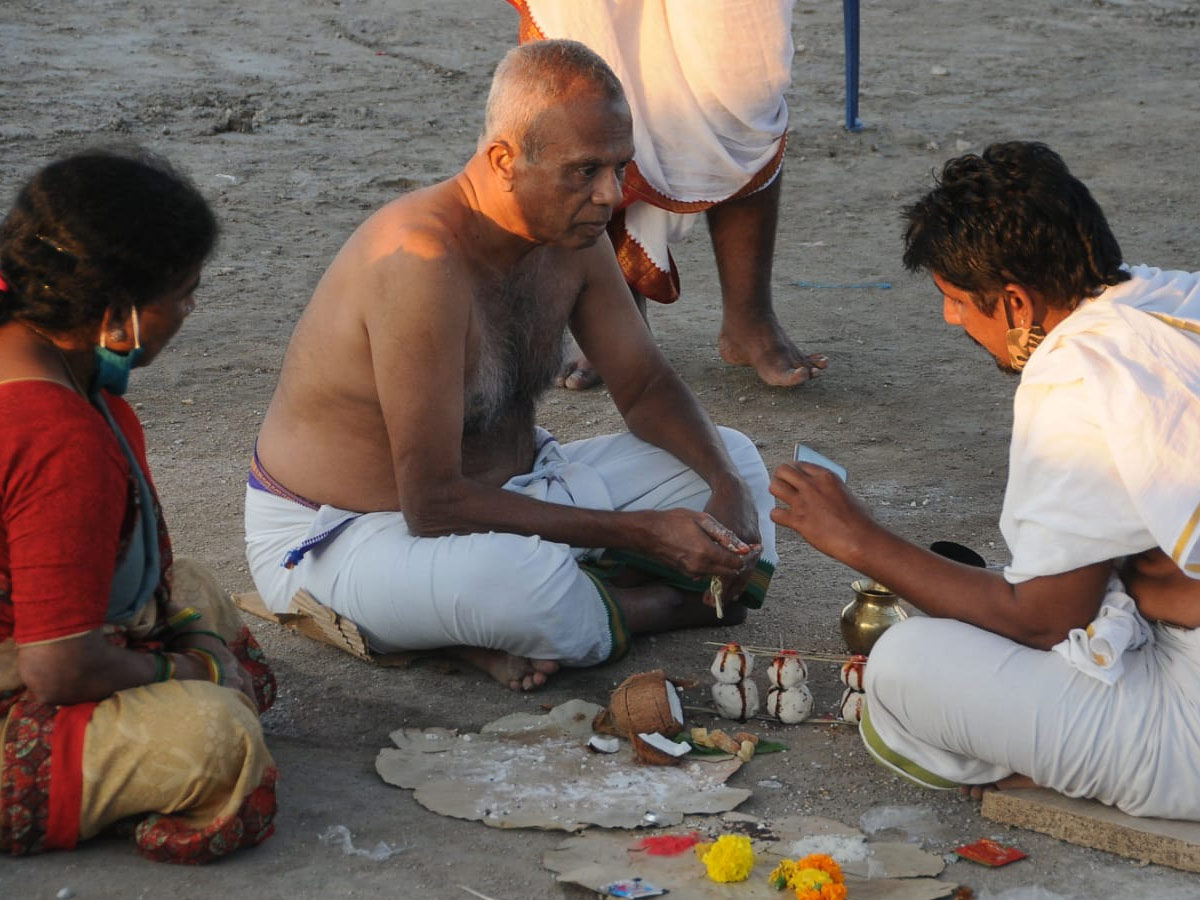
[0,148,277,863]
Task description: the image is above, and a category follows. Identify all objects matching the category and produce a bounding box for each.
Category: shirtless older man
[244,40,777,690]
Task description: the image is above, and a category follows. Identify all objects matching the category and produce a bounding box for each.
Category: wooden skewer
[703,641,857,663]
[709,575,724,619]
[458,887,504,900]
[682,704,857,726]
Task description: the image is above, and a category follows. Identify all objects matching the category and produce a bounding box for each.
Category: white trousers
[244,428,776,667]
[861,616,1200,820]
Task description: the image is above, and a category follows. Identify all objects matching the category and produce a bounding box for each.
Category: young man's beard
[965,333,1021,377]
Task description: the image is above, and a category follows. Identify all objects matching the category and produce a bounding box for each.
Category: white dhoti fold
[861,616,1200,820]
[244,427,776,667]
[509,0,795,301]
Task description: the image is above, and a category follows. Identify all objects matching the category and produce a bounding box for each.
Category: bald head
[481,39,627,161]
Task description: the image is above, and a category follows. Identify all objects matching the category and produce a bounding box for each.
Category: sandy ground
[2,0,1200,897]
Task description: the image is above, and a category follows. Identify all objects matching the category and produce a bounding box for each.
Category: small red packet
[954,838,1027,867]
[633,832,702,856]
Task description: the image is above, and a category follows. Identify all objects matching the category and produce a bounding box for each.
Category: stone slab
[981,788,1200,873]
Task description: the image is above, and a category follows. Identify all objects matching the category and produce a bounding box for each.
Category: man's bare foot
[452,647,560,691]
[960,773,1038,800]
[718,313,828,387]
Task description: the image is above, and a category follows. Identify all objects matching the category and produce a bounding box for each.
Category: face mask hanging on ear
[1004,324,1045,372]
[92,307,144,397]
[999,291,1046,373]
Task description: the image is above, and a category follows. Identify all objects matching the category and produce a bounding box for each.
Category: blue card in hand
[793,442,848,482]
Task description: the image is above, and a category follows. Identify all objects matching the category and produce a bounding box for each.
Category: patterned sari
[0,389,278,863]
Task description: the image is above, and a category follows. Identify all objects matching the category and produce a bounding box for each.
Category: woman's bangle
[166,606,202,632]
[152,651,176,682]
[182,648,225,686]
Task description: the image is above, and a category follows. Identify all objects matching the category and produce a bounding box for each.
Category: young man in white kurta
[863,266,1200,819]
[770,142,1200,821]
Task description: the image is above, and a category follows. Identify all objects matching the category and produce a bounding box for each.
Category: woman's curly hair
[0,146,217,331]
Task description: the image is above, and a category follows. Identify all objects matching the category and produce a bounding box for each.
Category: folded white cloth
[1052,577,1154,684]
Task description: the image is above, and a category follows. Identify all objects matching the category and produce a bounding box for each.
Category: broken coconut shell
[592,669,686,738]
[630,730,690,766]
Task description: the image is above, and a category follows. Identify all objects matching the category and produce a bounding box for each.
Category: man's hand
[643,508,758,584]
[701,477,763,605]
[769,461,877,568]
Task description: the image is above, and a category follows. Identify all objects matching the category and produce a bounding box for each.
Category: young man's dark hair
[902,141,1129,314]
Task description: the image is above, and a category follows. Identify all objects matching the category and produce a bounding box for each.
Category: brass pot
[840,579,908,655]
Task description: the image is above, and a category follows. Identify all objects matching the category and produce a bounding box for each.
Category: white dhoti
[244,427,776,667]
[861,616,1200,820]
[509,0,795,301]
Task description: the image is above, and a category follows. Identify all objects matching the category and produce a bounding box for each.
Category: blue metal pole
[843,0,863,131]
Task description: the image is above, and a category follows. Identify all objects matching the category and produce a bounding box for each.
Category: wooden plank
[981,788,1200,873]
[234,589,418,667]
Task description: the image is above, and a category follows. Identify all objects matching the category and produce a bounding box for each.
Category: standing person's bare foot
[718,314,828,387]
[556,290,650,391]
[960,773,1038,800]
[452,647,560,691]
[706,171,829,388]
[556,333,603,391]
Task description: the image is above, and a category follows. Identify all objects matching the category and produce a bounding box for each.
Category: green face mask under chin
[91,307,143,397]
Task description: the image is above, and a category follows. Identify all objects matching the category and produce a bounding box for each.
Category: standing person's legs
[707,173,828,387]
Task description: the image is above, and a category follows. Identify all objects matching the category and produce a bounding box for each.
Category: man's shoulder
[354,182,466,264]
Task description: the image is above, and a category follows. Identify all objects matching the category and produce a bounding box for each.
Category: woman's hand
[170,631,257,705]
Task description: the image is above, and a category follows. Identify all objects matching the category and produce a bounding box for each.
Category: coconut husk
[629,731,685,767]
[592,669,687,738]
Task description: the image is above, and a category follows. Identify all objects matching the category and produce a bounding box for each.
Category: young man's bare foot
[452,647,560,691]
[718,314,828,387]
[960,773,1038,800]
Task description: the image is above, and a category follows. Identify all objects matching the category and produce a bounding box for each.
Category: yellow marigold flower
[797,853,844,881]
[766,853,847,899]
[700,834,756,883]
[769,858,797,889]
